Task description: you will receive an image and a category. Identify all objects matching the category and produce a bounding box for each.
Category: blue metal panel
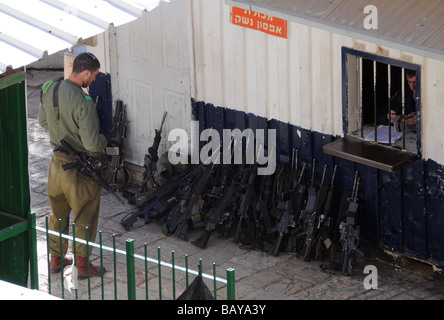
[268,119,290,165]
[402,159,426,259]
[256,114,268,152]
[356,164,379,246]
[234,109,246,130]
[224,107,237,130]
[89,72,112,139]
[425,160,444,264]
[205,103,224,137]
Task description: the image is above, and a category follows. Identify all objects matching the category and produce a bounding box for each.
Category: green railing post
[99,231,104,300]
[45,216,51,295]
[157,246,162,300]
[113,234,117,300]
[172,250,176,300]
[72,223,78,300]
[86,227,91,300]
[185,254,189,288]
[226,268,235,300]
[144,243,149,300]
[213,263,217,300]
[58,219,64,299]
[126,239,136,300]
[28,212,39,290]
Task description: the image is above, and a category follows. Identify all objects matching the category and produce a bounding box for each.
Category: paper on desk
[364,125,403,144]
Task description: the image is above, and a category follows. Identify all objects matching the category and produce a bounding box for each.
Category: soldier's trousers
[47,153,102,257]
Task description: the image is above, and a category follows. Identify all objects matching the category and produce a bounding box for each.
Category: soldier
[39,52,107,279]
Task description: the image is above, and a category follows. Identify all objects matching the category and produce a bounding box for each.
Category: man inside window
[388,69,417,132]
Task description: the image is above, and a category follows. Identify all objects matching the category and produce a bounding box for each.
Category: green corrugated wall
[0,71,31,286]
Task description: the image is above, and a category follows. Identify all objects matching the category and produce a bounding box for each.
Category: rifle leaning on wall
[252,171,274,250]
[268,202,296,257]
[339,171,364,275]
[54,139,125,205]
[268,155,305,256]
[172,153,219,241]
[191,177,237,249]
[139,111,167,193]
[233,161,258,245]
[106,99,129,192]
[314,164,337,260]
[297,159,319,261]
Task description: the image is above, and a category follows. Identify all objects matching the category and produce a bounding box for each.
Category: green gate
[0,70,38,288]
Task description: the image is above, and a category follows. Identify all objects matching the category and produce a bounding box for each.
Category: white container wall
[189,0,444,166]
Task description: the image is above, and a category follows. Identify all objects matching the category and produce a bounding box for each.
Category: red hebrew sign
[230,6,288,39]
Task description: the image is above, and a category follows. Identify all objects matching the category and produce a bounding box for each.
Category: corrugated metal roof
[0,0,169,74]
[226,0,444,61]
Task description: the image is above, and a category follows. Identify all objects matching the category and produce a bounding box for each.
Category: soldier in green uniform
[39,52,107,279]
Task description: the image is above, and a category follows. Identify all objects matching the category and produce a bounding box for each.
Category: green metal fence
[31,213,235,300]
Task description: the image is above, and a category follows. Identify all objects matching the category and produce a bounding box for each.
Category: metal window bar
[359,57,364,139]
[373,60,378,143]
[402,68,406,149]
[388,64,392,146]
[35,220,235,300]
[358,59,408,150]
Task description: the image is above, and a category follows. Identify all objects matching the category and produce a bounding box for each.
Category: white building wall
[189,0,444,166]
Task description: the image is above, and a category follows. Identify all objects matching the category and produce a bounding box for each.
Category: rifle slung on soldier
[54,139,125,205]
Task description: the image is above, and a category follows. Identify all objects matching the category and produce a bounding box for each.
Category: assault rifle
[286,163,307,253]
[214,164,244,238]
[339,172,364,275]
[252,172,273,250]
[54,139,125,205]
[120,165,196,230]
[297,159,319,260]
[172,159,218,241]
[268,203,296,256]
[140,111,167,193]
[300,164,329,261]
[106,100,128,191]
[268,159,305,256]
[233,161,258,245]
[160,163,205,235]
[191,177,237,249]
[314,164,337,260]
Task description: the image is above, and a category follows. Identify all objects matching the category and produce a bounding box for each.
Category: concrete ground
[27,69,444,301]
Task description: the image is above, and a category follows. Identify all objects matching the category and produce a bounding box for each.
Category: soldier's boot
[50,255,73,273]
[76,255,106,279]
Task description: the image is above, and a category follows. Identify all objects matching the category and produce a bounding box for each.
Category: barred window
[324,48,421,172]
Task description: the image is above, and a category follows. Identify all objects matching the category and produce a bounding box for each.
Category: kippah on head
[72,52,101,74]
[405,69,416,78]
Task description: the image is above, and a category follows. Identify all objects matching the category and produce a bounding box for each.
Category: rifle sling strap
[51,81,62,140]
[53,81,61,109]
